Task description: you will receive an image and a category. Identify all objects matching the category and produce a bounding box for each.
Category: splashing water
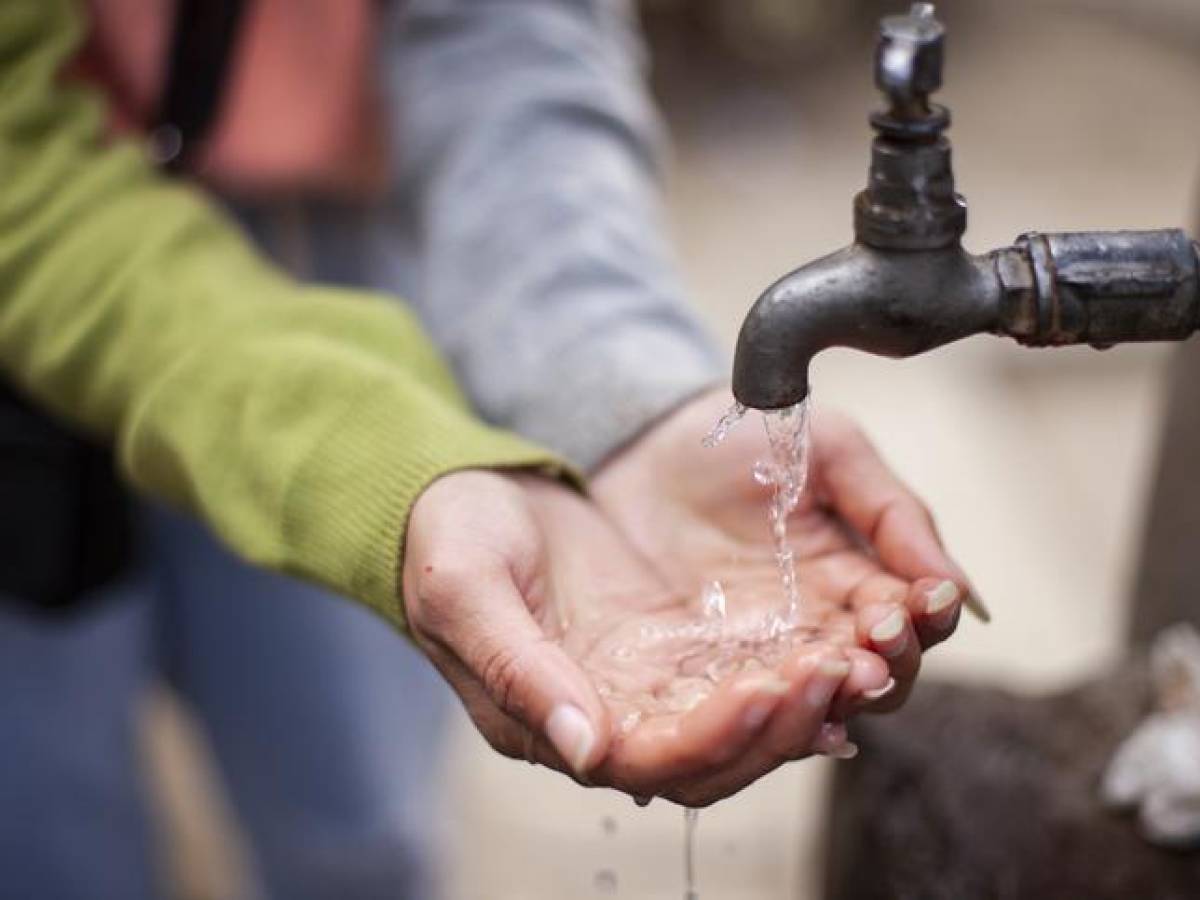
[702,401,747,448]
[683,808,700,900]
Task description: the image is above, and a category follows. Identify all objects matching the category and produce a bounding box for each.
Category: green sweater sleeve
[0,0,573,628]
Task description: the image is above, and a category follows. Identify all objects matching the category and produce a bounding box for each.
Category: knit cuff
[282,378,579,630]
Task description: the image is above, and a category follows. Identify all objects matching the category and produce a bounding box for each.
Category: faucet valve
[855,3,965,250]
[875,3,945,129]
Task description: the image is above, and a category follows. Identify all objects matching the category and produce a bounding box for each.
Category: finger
[663,650,850,807]
[859,603,920,680]
[813,722,859,760]
[852,605,920,714]
[830,645,894,718]
[412,633,585,775]
[906,577,964,649]
[415,561,611,777]
[816,421,976,602]
[601,669,791,796]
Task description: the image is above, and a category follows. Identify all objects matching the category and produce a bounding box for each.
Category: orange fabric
[73,0,387,197]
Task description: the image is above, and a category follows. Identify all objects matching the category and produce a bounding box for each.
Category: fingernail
[861,677,897,702]
[925,580,958,615]
[734,672,791,697]
[546,704,596,775]
[815,723,860,760]
[806,658,850,707]
[828,740,860,760]
[870,609,907,651]
[743,698,776,732]
[964,590,992,624]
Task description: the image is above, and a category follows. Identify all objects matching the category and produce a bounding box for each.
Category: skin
[402,390,972,807]
[593,389,973,715]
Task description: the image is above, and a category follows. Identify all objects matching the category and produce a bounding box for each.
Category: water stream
[576,399,817,899]
[704,397,813,619]
[759,400,813,622]
[683,808,699,900]
[682,398,814,899]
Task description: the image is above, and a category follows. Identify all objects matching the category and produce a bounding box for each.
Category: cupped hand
[593,389,982,719]
[402,469,887,807]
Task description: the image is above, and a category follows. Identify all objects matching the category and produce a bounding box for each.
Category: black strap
[154,0,249,171]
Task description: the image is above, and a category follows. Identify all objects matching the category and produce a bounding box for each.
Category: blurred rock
[1103,624,1200,848]
[824,662,1200,900]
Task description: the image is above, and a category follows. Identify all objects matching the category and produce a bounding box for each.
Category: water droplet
[665,680,711,712]
[639,623,663,642]
[634,794,653,808]
[601,815,618,836]
[703,655,739,684]
[594,869,618,893]
[752,460,776,486]
[699,580,727,620]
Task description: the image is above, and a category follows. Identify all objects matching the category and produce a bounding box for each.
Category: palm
[522,481,876,798]
[543,403,890,732]
[522,481,780,729]
[592,389,973,724]
[593,398,890,649]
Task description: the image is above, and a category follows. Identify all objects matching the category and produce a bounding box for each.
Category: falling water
[702,398,813,616]
[683,808,699,900]
[595,398,815,900]
[758,399,812,620]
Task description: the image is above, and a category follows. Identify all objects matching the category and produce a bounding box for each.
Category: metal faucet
[732,2,1200,410]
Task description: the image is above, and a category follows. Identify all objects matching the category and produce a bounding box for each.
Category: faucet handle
[857,3,962,248]
[875,3,945,114]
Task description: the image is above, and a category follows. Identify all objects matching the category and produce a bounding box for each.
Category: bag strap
[153,0,249,172]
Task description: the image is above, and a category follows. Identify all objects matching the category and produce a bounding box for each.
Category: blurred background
[145,0,1200,897]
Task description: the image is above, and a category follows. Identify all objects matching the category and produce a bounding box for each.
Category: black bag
[0,387,132,612]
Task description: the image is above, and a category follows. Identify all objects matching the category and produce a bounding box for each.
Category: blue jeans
[0,502,450,900]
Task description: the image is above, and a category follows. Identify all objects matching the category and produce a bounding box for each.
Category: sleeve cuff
[505,323,726,471]
[281,377,580,630]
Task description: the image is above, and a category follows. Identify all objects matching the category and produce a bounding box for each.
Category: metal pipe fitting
[996,230,1200,348]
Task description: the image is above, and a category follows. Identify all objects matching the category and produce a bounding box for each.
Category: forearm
[0,0,569,627]
[381,0,723,469]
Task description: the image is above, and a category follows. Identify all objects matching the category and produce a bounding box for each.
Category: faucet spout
[732,244,1001,409]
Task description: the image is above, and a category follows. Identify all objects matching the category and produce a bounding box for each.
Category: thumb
[452,569,612,776]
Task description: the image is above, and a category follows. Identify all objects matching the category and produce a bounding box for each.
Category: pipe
[733,231,1200,410]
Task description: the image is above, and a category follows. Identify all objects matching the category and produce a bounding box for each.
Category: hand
[402,469,886,806]
[593,389,979,722]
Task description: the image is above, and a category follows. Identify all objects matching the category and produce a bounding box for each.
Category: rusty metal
[731,3,1200,410]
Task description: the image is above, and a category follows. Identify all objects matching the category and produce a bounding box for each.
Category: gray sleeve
[366,0,724,470]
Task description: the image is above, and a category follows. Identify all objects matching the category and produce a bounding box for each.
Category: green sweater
[0,0,570,628]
